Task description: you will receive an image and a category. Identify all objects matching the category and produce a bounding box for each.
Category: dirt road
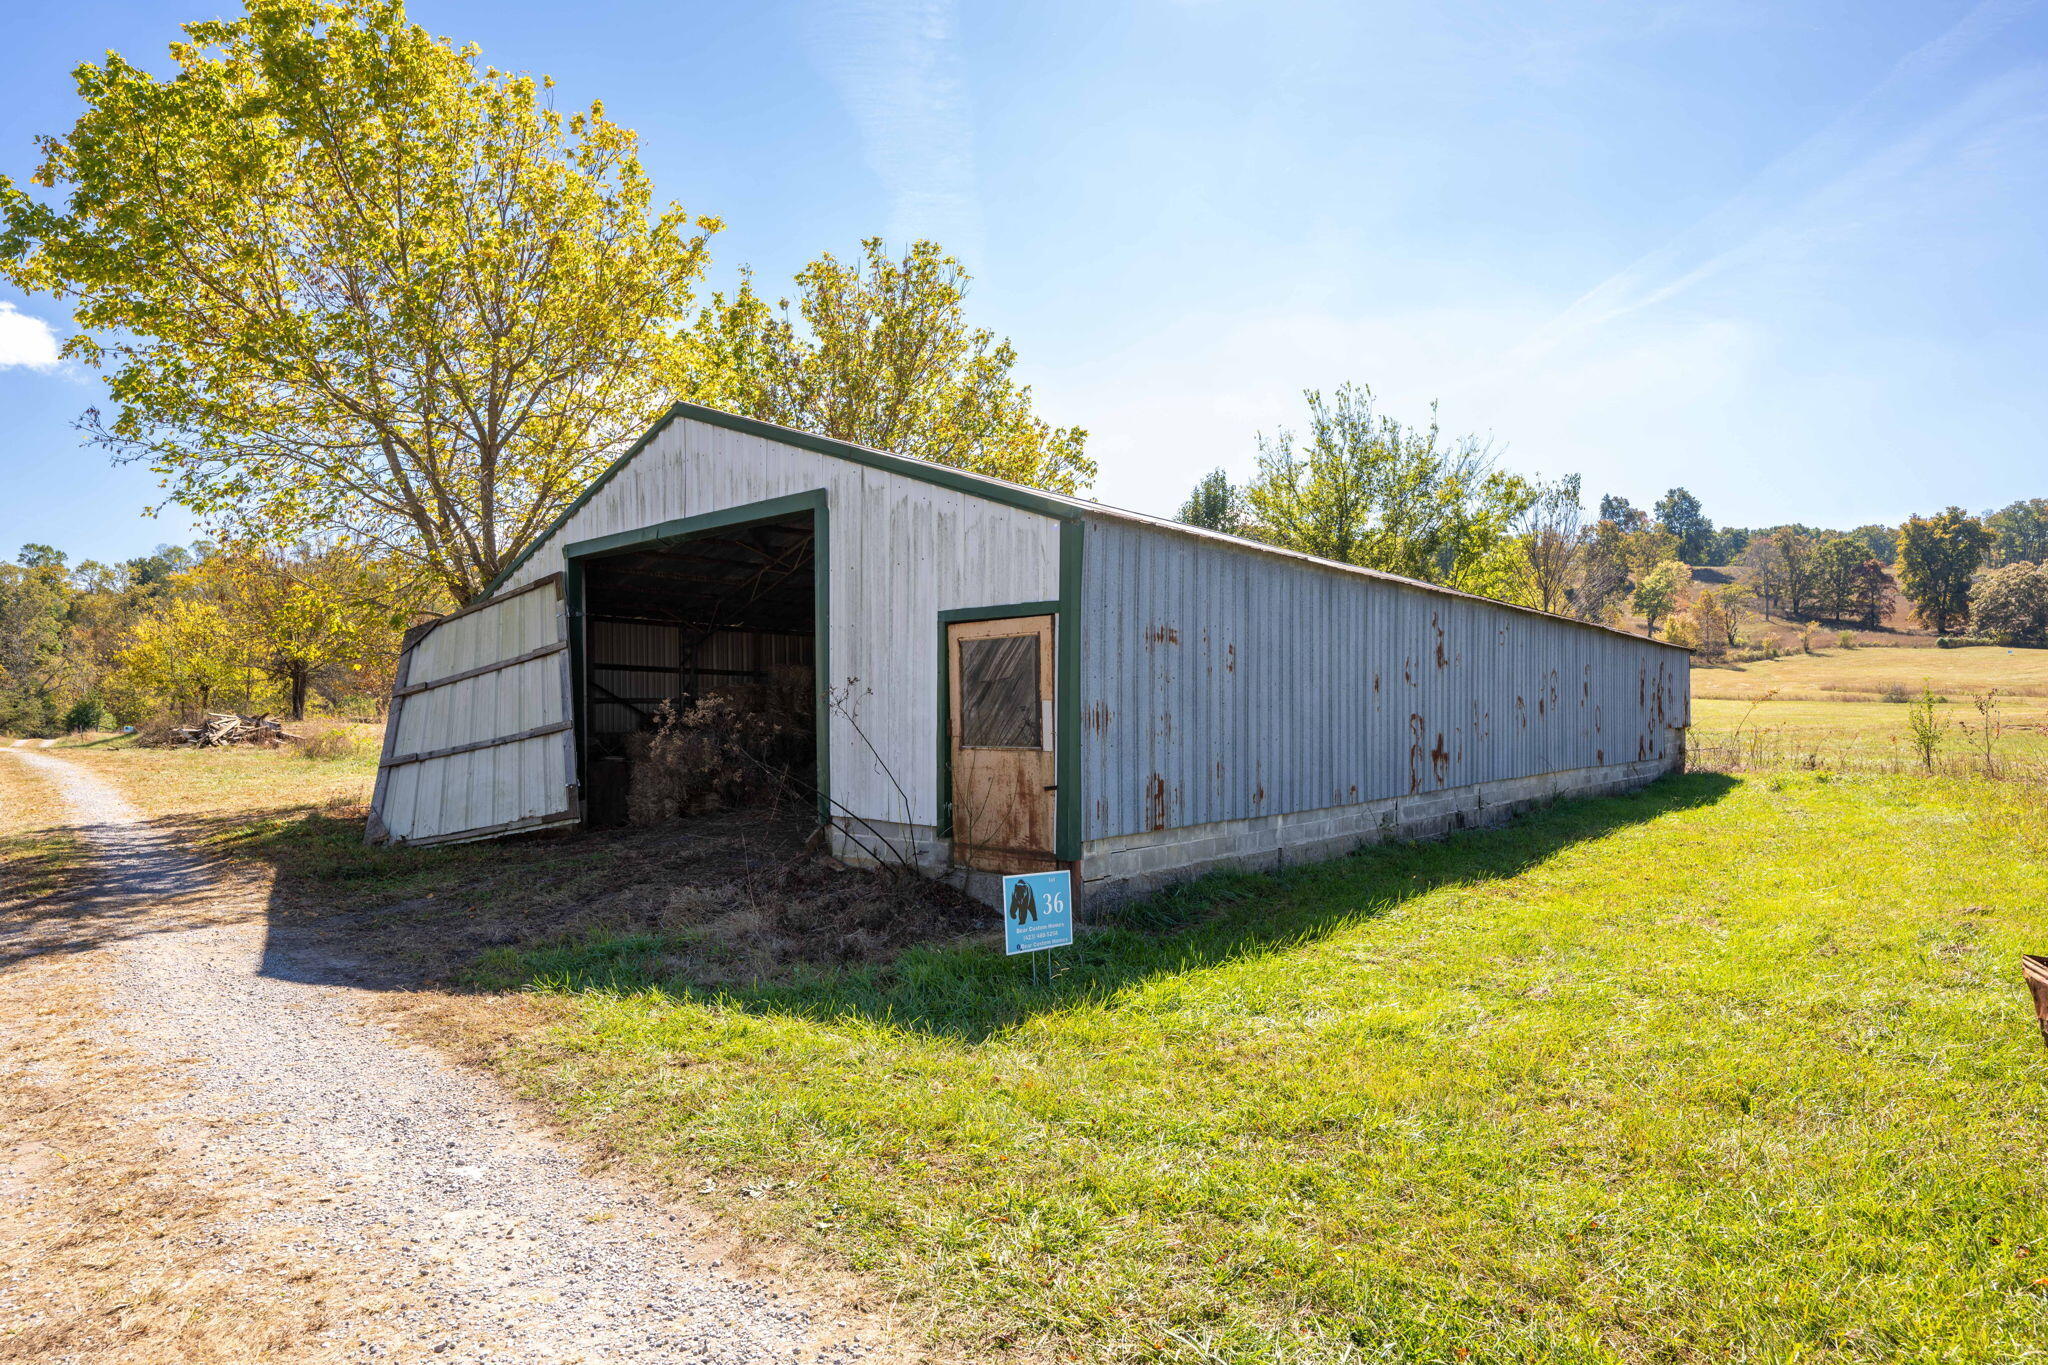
[0,746,887,1364]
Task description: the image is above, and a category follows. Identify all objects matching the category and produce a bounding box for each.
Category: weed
[297,728,361,761]
[1906,684,1945,771]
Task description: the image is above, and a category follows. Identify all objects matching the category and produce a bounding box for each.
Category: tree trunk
[289,662,309,721]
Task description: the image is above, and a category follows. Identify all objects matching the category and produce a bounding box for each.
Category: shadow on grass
[9,759,1734,1041]
[477,772,1738,1044]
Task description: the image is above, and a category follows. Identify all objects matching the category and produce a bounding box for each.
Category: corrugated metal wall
[375,581,574,844]
[498,418,1062,829]
[587,620,812,735]
[1078,516,1690,842]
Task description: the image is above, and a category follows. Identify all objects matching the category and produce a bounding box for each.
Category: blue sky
[3,0,2045,564]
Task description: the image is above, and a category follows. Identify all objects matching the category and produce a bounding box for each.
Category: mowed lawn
[479,772,2048,1363]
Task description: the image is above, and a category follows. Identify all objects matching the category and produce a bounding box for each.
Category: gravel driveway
[1,747,887,1364]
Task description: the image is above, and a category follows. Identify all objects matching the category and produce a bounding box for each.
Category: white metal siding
[375,582,574,844]
[1078,516,1689,841]
[498,418,1063,829]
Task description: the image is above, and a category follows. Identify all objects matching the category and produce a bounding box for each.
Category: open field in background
[1690,697,2048,770]
[1693,644,2048,702]
[52,719,384,810]
[1688,645,2048,778]
[18,736,2048,1361]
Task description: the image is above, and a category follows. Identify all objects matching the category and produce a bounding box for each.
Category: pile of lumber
[168,712,299,747]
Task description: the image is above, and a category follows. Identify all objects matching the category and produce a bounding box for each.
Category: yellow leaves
[699,238,1094,496]
[4,0,719,601]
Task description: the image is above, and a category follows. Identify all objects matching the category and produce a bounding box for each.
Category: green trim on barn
[562,489,832,826]
[934,599,1062,844]
[479,402,1085,602]
[1056,518,1085,862]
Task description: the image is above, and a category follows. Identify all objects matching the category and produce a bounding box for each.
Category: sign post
[1002,869,1074,960]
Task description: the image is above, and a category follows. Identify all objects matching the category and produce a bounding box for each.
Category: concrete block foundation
[828,750,1681,914]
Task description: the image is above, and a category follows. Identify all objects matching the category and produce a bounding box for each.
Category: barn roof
[484,400,1688,652]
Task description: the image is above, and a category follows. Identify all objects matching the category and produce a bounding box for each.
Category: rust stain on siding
[1225,643,1237,673]
[1145,774,1169,830]
[1431,732,1450,783]
[1433,612,1447,668]
[1145,624,1181,647]
[1408,714,1427,793]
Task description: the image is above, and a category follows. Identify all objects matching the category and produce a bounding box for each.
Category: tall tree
[1177,469,1243,534]
[1739,527,1818,619]
[196,543,422,719]
[1848,557,1895,628]
[1969,562,2048,644]
[1516,474,1586,616]
[696,238,1093,495]
[1702,526,1752,566]
[0,551,72,733]
[1986,499,2048,567]
[1241,384,1535,597]
[115,598,244,719]
[1598,494,1649,531]
[1896,507,1992,635]
[1654,487,1714,564]
[1632,560,1687,638]
[1811,535,1868,623]
[1849,523,1899,565]
[1,0,720,601]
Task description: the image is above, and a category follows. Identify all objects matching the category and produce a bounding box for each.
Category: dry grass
[0,757,397,1364]
[0,751,89,909]
[56,723,383,815]
[1693,642,2048,702]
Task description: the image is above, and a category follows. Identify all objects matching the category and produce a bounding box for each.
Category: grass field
[1693,643,2048,702]
[1689,646,2048,777]
[19,720,2048,1361]
[474,772,2048,1363]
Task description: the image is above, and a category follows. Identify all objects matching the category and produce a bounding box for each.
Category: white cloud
[805,0,981,259]
[0,302,60,371]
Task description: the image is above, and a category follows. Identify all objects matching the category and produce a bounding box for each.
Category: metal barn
[367,403,1691,903]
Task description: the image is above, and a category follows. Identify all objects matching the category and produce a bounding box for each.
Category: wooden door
[947,615,1057,871]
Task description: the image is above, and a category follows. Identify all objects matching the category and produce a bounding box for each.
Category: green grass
[471,772,2048,1363]
[1691,696,2048,773]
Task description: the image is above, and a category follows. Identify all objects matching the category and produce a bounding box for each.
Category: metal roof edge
[471,402,1688,654]
[1073,508,1692,653]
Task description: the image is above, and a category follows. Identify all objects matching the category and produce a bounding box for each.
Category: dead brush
[297,727,360,761]
[626,671,816,825]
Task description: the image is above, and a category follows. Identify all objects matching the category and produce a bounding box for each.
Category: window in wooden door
[958,634,1041,748]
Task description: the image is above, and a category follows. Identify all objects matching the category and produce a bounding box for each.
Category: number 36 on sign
[1001,870,1073,955]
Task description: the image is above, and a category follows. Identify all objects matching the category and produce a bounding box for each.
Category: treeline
[1178,391,2048,652]
[0,541,437,736]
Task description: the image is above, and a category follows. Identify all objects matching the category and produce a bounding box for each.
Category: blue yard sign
[1002,870,1074,955]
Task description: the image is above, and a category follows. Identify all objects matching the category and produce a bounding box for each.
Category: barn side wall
[497,417,1064,833]
[1076,515,1689,895]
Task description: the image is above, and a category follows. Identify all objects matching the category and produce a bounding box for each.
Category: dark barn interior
[578,512,817,827]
